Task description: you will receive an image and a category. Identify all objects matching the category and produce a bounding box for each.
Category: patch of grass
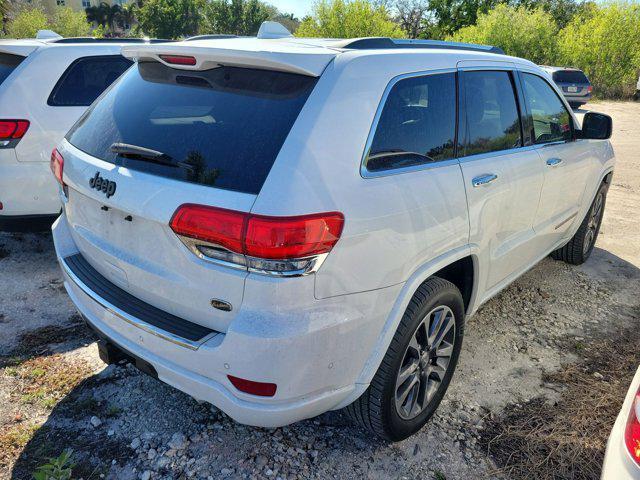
[106,405,122,418]
[0,422,40,467]
[11,321,87,356]
[33,449,74,480]
[7,355,94,411]
[433,470,447,480]
[480,327,640,480]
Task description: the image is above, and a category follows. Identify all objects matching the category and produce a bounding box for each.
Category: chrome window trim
[457,144,540,164]
[360,68,457,179]
[60,255,219,351]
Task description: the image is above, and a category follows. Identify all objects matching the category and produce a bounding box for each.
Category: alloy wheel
[583,191,604,255]
[395,305,456,420]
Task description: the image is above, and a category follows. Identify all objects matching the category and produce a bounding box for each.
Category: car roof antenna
[257,21,292,39]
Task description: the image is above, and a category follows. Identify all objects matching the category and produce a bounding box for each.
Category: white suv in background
[52,30,615,441]
[0,33,165,231]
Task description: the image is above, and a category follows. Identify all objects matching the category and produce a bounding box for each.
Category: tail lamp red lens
[0,120,29,140]
[587,85,593,93]
[228,375,277,397]
[50,148,65,187]
[159,54,197,66]
[170,204,344,260]
[625,389,640,465]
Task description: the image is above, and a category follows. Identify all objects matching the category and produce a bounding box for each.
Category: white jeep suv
[51,32,615,441]
[0,33,165,231]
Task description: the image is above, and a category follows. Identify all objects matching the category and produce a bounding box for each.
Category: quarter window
[364,72,457,173]
[460,70,522,157]
[522,73,573,144]
[48,56,133,107]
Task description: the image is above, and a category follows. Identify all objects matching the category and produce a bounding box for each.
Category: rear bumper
[0,150,60,216]
[563,93,591,105]
[53,213,401,427]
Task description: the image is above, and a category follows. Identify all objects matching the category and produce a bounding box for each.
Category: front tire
[345,277,464,441]
[551,181,608,265]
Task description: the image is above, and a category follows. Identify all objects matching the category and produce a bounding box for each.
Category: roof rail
[335,37,505,55]
[51,38,173,44]
[184,34,238,41]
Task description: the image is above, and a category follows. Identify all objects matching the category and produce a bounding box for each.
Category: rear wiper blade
[110,143,191,170]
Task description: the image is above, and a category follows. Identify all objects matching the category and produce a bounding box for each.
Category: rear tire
[345,277,464,441]
[551,181,608,265]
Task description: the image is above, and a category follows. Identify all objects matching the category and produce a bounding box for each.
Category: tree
[51,7,92,37]
[557,2,640,97]
[203,0,275,36]
[5,6,48,38]
[137,0,204,38]
[119,2,137,31]
[512,0,592,29]
[395,0,430,38]
[271,12,300,33]
[295,0,403,38]
[424,0,500,39]
[450,4,558,64]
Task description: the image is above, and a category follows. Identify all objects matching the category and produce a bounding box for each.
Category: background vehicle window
[0,53,25,86]
[522,73,572,144]
[67,62,317,195]
[460,70,522,157]
[365,72,456,172]
[48,56,132,107]
[552,70,589,84]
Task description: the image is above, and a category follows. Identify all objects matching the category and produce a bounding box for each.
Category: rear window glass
[0,53,25,85]
[552,70,589,84]
[49,55,133,107]
[67,62,317,195]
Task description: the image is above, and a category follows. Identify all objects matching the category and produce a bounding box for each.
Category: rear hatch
[552,69,590,95]
[60,43,329,333]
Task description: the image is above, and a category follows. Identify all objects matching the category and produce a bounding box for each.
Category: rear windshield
[0,53,25,85]
[67,62,318,195]
[552,70,589,84]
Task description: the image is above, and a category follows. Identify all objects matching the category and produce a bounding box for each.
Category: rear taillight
[50,148,66,189]
[587,85,593,93]
[159,54,197,66]
[170,204,344,276]
[0,120,29,148]
[625,389,640,465]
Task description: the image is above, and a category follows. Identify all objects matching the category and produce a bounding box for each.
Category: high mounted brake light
[170,204,344,276]
[159,54,197,66]
[0,120,29,148]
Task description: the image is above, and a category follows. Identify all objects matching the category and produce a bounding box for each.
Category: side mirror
[579,111,612,140]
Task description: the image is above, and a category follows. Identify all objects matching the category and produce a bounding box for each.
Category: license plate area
[567,86,578,93]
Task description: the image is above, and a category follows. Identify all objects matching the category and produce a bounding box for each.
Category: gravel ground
[1,101,639,480]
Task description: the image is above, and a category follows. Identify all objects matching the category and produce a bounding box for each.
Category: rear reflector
[228,375,277,397]
[159,54,197,66]
[625,389,640,465]
[50,148,65,187]
[170,205,344,260]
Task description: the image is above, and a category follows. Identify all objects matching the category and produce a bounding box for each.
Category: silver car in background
[541,65,592,109]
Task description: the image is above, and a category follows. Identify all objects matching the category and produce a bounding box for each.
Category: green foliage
[296,0,402,38]
[450,4,559,64]
[33,449,74,480]
[5,7,48,39]
[557,2,640,98]
[137,0,204,39]
[203,0,275,35]
[50,7,92,37]
[425,0,499,39]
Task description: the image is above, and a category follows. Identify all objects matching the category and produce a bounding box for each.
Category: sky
[269,0,315,17]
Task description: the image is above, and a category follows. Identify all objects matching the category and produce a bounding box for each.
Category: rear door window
[67,62,318,195]
[522,73,573,144]
[364,72,457,173]
[48,55,133,107]
[0,53,25,86]
[459,70,523,157]
[552,70,589,84]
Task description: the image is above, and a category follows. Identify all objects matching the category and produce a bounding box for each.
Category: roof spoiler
[36,30,62,40]
[121,43,335,77]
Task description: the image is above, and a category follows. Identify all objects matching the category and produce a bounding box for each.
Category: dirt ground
[0,101,639,480]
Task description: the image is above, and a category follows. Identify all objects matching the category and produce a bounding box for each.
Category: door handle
[546,158,563,167]
[472,174,498,187]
